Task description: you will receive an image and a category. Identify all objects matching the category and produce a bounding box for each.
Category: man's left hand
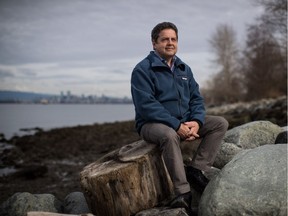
[184,121,200,141]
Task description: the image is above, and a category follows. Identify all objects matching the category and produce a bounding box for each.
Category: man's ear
[152,40,156,50]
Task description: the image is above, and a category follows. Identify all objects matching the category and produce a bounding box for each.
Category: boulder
[80,140,174,216]
[63,192,90,214]
[135,207,188,216]
[275,129,287,144]
[213,121,284,169]
[199,144,287,216]
[0,192,62,216]
[224,121,282,148]
[206,96,287,128]
[213,142,242,169]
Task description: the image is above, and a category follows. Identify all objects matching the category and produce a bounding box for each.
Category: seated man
[130,21,228,213]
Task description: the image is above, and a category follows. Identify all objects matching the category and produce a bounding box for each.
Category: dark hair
[151,22,178,42]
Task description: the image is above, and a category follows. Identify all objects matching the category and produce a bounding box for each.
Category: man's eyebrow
[161,36,177,39]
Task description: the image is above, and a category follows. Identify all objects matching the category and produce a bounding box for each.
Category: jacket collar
[147,51,186,71]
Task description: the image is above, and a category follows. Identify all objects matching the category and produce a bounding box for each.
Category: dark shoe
[169,192,192,209]
[169,192,196,215]
[185,166,209,193]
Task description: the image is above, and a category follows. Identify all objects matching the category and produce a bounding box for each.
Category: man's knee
[216,116,229,131]
[205,115,229,132]
[160,127,180,150]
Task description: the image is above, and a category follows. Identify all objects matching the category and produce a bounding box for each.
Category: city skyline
[0,89,132,104]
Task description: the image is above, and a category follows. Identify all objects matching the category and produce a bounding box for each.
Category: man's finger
[192,132,199,138]
[186,136,195,141]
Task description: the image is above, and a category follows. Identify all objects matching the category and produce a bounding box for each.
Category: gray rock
[224,121,282,148]
[135,207,189,216]
[206,96,287,128]
[275,131,287,144]
[213,142,242,169]
[202,166,221,181]
[199,144,287,216]
[0,192,62,216]
[63,192,91,214]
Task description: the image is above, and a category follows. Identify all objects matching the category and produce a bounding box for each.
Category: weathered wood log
[80,140,174,216]
[27,212,94,216]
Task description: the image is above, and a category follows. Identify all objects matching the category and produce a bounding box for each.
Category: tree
[204,24,242,105]
[256,0,287,40]
[203,0,287,104]
[241,24,286,100]
[256,0,287,74]
[240,0,287,101]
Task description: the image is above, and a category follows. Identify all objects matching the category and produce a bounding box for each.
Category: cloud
[0,0,262,64]
[0,58,134,96]
[0,0,264,96]
[0,68,14,79]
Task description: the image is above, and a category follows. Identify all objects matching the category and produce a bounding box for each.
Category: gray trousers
[140,115,228,195]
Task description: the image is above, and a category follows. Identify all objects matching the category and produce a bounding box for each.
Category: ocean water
[0,104,135,139]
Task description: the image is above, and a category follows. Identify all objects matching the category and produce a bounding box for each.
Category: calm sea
[0,104,135,139]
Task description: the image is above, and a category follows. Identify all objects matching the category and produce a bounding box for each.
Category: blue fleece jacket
[131,51,205,134]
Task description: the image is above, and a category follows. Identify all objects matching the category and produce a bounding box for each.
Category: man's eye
[161,38,176,42]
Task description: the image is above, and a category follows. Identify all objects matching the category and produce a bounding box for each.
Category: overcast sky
[0,0,264,97]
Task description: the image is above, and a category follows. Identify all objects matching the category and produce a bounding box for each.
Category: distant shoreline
[0,90,132,104]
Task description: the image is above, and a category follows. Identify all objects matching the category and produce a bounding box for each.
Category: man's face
[153,29,178,61]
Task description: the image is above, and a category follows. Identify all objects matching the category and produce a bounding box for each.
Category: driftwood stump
[27,212,94,216]
[80,140,174,216]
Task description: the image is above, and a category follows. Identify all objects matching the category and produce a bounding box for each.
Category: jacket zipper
[173,71,182,118]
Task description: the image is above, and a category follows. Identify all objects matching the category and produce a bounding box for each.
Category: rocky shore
[0,121,141,204]
[0,96,287,215]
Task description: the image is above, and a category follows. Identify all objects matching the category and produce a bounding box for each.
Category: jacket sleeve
[188,71,206,126]
[131,67,181,131]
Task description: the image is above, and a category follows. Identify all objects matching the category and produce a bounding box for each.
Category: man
[130,22,228,213]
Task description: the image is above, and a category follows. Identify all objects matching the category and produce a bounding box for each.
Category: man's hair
[151,22,178,42]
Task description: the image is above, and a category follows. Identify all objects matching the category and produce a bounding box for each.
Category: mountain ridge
[0,90,56,102]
